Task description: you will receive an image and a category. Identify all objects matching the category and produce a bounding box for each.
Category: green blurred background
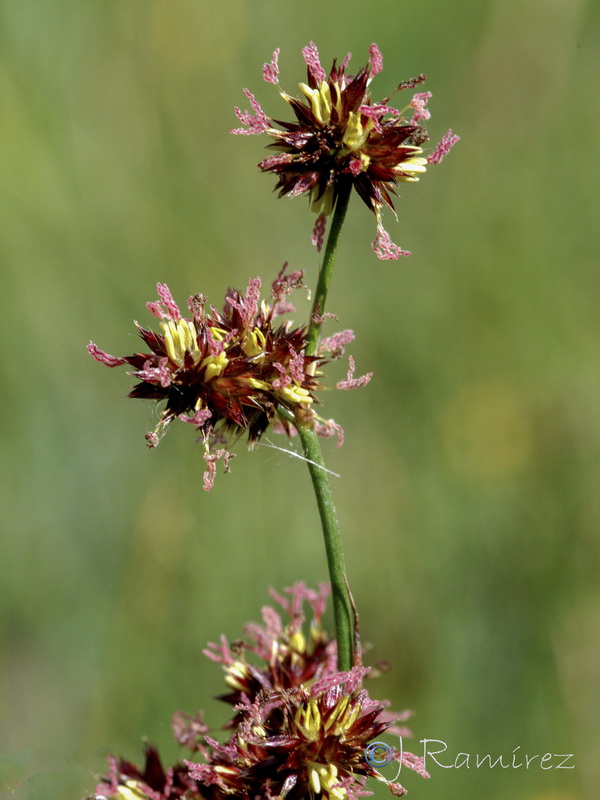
[1,0,598,798]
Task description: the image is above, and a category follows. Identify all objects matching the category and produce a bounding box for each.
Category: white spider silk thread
[257,438,340,478]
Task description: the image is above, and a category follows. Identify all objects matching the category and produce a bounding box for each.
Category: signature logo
[364,741,394,768]
[364,737,403,783]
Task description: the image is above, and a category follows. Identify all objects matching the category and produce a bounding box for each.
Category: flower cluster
[232,43,458,260]
[91,585,429,800]
[88,269,371,489]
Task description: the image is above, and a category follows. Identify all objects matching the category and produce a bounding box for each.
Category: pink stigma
[263,48,280,84]
[428,128,460,164]
[231,90,270,135]
[372,225,411,260]
[410,92,432,124]
[87,342,126,368]
[368,43,384,76]
[156,282,181,321]
[311,213,327,252]
[302,41,326,85]
[336,356,374,391]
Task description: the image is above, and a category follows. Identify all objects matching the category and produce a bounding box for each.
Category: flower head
[88,271,371,489]
[187,670,416,800]
[92,585,428,800]
[232,43,458,260]
[192,584,428,799]
[204,582,337,708]
[94,745,201,799]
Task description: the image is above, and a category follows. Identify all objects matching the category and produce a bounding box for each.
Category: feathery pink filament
[368,43,384,75]
[372,225,411,260]
[302,41,326,84]
[87,342,126,367]
[156,282,181,320]
[410,91,432,123]
[337,356,374,390]
[262,48,280,84]
[288,348,305,384]
[319,329,355,358]
[231,90,270,135]
[242,277,261,325]
[428,128,460,164]
[137,357,172,388]
[146,301,165,319]
[179,408,213,427]
[360,103,399,133]
[203,448,232,492]
[311,213,327,252]
[271,363,291,391]
[226,277,261,327]
[271,263,305,303]
[314,418,344,448]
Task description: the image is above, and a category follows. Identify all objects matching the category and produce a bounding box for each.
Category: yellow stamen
[340,699,361,732]
[308,699,322,735]
[309,767,322,794]
[224,673,245,691]
[161,318,200,367]
[201,349,229,381]
[342,111,370,151]
[247,377,270,391]
[299,80,332,125]
[242,327,266,357]
[394,155,428,182]
[213,766,238,776]
[210,327,228,341]
[117,782,149,800]
[330,81,342,117]
[307,764,346,799]
[277,385,313,405]
[227,659,248,680]
[358,152,371,172]
[290,631,306,652]
[318,81,333,122]
[324,696,349,731]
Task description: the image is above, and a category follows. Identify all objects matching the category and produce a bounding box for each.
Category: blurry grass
[0,0,598,798]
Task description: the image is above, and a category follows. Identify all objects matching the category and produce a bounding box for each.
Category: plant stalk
[297,182,355,671]
[306,180,353,357]
[297,423,354,671]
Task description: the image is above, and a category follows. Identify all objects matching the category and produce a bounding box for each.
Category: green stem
[306,180,352,357]
[290,183,356,671]
[279,403,354,672]
[296,422,354,671]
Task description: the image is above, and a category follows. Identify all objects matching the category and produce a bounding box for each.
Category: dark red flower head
[94,745,200,799]
[204,582,337,709]
[232,43,458,260]
[88,270,371,489]
[187,584,429,800]
[91,586,429,800]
